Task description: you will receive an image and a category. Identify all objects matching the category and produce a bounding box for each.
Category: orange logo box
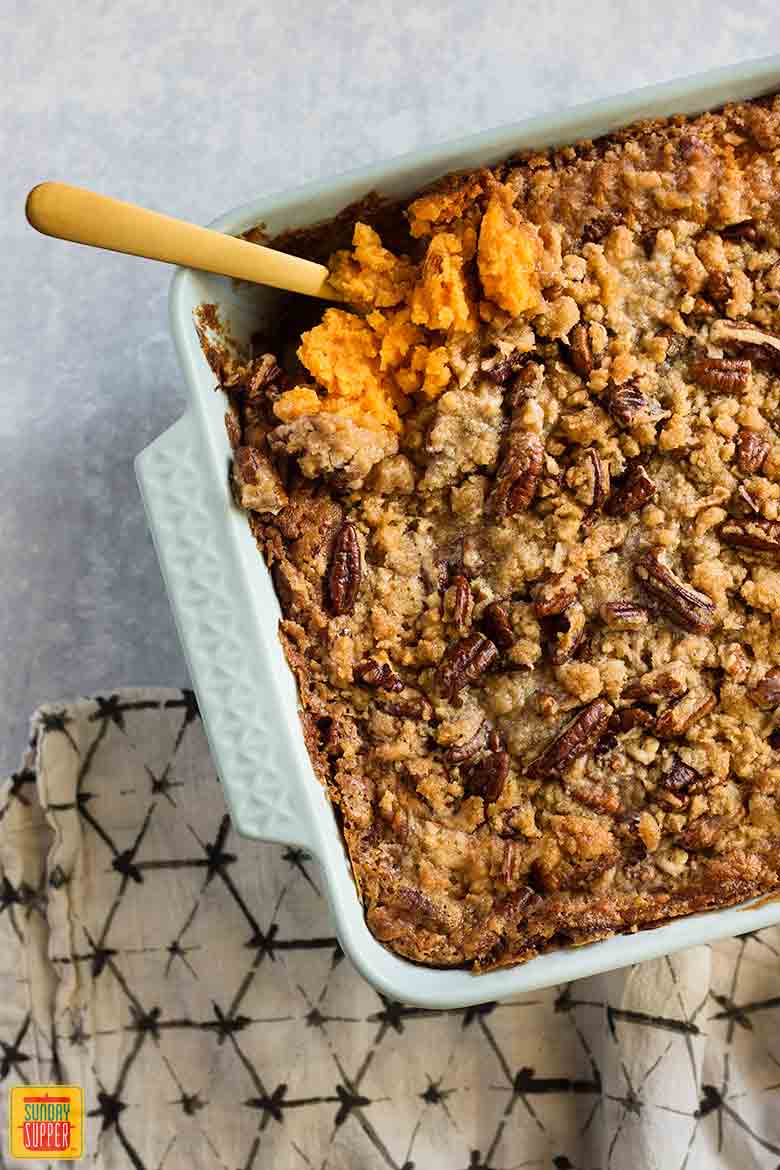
[8,1085,84,1160]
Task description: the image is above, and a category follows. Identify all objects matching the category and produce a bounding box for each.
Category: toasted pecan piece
[354,658,403,692]
[526,698,613,779]
[634,547,717,634]
[464,749,509,802]
[748,669,780,710]
[735,428,770,474]
[606,464,657,517]
[436,632,498,701]
[489,431,544,519]
[690,356,751,392]
[655,689,716,739]
[720,517,780,557]
[480,601,515,650]
[600,600,649,630]
[327,521,362,615]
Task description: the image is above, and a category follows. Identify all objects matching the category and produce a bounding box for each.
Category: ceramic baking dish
[137,54,780,1009]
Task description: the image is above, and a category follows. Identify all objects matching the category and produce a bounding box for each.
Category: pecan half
[582,449,610,528]
[736,428,770,474]
[526,698,613,779]
[690,356,751,392]
[465,750,509,802]
[711,318,780,368]
[327,522,362,615]
[634,548,717,634]
[606,380,662,428]
[533,572,579,617]
[445,722,488,765]
[567,323,594,379]
[436,633,498,701]
[447,574,472,631]
[548,600,587,665]
[720,517,780,557]
[606,464,657,517]
[599,600,649,630]
[354,658,403,692]
[489,432,544,519]
[480,601,514,651]
[655,689,716,738]
[748,669,780,710]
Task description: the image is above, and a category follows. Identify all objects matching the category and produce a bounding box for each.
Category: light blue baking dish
[137,54,780,1008]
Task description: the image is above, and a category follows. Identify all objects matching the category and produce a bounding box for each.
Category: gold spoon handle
[26,181,338,299]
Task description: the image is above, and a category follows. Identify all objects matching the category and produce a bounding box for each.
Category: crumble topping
[220,96,780,971]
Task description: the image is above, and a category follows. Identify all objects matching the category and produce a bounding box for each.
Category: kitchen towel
[1,689,779,1170]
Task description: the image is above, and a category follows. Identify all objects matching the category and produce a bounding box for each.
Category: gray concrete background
[3,0,780,771]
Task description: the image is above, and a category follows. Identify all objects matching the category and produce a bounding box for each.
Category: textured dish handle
[136,413,316,852]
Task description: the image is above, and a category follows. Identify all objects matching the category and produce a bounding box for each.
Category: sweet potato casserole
[216,96,780,970]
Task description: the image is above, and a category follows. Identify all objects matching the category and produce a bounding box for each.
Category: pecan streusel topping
[220,96,780,970]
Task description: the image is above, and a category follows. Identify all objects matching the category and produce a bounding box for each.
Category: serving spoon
[25,181,341,300]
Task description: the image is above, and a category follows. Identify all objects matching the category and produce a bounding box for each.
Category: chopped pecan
[581,210,621,244]
[526,698,613,779]
[594,732,619,758]
[677,815,729,852]
[465,750,509,802]
[533,572,580,617]
[732,483,760,518]
[327,522,362,615]
[721,219,757,241]
[224,409,242,450]
[489,432,544,519]
[582,448,610,528]
[748,669,780,710]
[720,517,780,557]
[705,271,731,307]
[354,658,403,692]
[567,323,594,379]
[484,349,527,385]
[736,428,770,474]
[635,547,717,634]
[606,379,662,428]
[445,722,488,765]
[655,689,716,738]
[660,754,702,794]
[447,574,472,631]
[548,600,587,665]
[623,667,687,703]
[500,842,525,888]
[377,687,433,721]
[711,318,780,368]
[606,464,657,517]
[690,356,751,392]
[480,601,514,651]
[599,600,649,630]
[246,353,284,397]
[232,446,288,514]
[436,632,498,701]
[610,707,656,732]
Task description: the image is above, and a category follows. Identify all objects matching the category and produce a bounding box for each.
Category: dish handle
[136,413,317,853]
